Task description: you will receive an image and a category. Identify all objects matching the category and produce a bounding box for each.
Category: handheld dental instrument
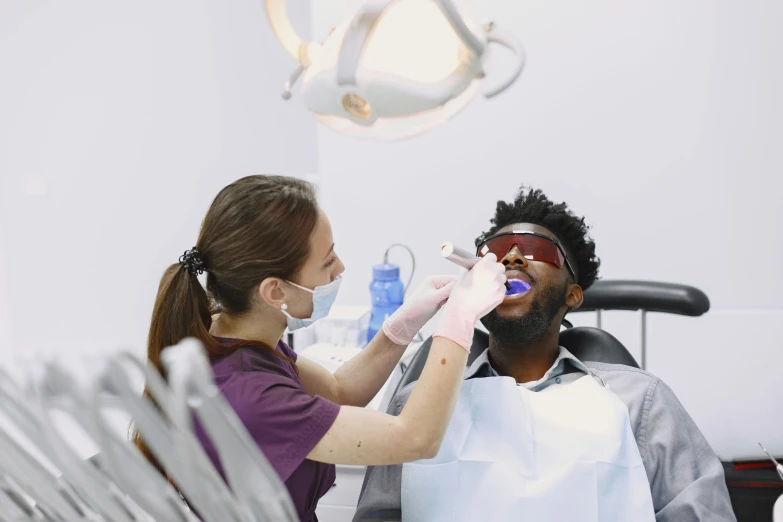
[440,242,519,293]
[759,443,783,481]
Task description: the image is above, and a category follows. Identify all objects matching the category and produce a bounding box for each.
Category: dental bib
[401,374,655,521]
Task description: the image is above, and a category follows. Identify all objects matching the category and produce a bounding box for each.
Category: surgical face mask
[280,275,342,331]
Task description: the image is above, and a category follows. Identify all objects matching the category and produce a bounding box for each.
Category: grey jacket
[353,348,736,522]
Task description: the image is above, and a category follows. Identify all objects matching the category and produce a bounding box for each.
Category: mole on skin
[441,358,446,365]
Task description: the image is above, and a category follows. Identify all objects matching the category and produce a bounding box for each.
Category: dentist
[133,175,506,522]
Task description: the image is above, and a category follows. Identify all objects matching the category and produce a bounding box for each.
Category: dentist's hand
[434,253,507,351]
[383,275,459,346]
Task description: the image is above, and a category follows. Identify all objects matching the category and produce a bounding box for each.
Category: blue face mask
[280,275,342,331]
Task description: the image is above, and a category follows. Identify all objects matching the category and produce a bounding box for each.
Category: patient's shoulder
[583,361,661,392]
[584,361,658,379]
[583,362,667,424]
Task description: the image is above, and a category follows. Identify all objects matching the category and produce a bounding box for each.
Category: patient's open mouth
[505,278,532,296]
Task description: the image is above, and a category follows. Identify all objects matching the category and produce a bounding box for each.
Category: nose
[334,256,346,279]
[502,245,529,269]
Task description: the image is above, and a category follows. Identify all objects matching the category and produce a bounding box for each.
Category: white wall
[312,0,783,460]
[1,0,780,465]
[0,223,11,361]
[0,0,317,364]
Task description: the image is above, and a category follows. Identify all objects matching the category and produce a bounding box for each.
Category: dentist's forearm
[333,330,407,407]
[307,336,469,466]
[331,275,458,407]
[396,337,469,457]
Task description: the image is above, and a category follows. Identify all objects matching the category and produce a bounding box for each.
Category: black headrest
[559,327,639,368]
[578,280,710,316]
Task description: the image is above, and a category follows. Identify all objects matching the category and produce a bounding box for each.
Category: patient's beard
[480,280,568,344]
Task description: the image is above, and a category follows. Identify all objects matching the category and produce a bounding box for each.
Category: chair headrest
[559,327,639,368]
[578,280,710,316]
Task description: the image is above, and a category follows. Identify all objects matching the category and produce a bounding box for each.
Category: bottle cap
[372,263,400,281]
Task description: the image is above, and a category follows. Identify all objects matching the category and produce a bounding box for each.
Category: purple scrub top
[195,337,340,522]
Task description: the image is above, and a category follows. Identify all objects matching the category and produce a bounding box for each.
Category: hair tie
[179,248,206,276]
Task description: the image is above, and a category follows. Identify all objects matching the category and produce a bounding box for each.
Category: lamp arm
[265,0,307,62]
[267,0,485,64]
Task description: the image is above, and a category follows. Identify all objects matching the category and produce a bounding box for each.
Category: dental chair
[391,280,781,522]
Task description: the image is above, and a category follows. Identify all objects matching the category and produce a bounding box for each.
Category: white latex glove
[382,275,459,346]
[433,253,507,351]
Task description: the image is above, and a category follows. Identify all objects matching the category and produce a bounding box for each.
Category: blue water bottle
[367,263,405,343]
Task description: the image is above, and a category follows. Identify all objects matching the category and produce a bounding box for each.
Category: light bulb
[362,0,466,83]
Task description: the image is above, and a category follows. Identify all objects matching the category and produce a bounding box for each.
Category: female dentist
[133,175,506,522]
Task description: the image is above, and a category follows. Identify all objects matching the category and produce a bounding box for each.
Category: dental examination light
[265,0,526,139]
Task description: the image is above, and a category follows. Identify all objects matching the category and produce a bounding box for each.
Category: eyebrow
[322,244,335,262]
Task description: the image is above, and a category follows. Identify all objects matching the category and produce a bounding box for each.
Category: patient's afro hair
[476,186,601,290]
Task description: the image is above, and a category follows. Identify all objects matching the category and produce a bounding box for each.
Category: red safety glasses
[476,231,577,282]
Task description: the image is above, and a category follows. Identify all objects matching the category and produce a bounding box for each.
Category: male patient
[353,186,735,522]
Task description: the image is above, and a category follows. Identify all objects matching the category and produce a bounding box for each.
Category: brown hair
[132,175,319,471]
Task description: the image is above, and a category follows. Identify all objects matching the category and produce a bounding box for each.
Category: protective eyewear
[477,231,577,282]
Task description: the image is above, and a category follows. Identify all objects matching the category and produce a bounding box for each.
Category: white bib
[402,374,655,522]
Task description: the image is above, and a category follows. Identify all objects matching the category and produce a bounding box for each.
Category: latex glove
[382,275,459,346]
[433,253,507,351]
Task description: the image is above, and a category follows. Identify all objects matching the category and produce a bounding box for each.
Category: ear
[565,284,584,310]
[257,277,288,310]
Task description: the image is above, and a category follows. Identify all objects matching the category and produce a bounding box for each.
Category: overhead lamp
[265,0,526,140]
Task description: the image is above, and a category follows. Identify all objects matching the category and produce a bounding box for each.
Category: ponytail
[132,261,218,472]
[147,262,217,375]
